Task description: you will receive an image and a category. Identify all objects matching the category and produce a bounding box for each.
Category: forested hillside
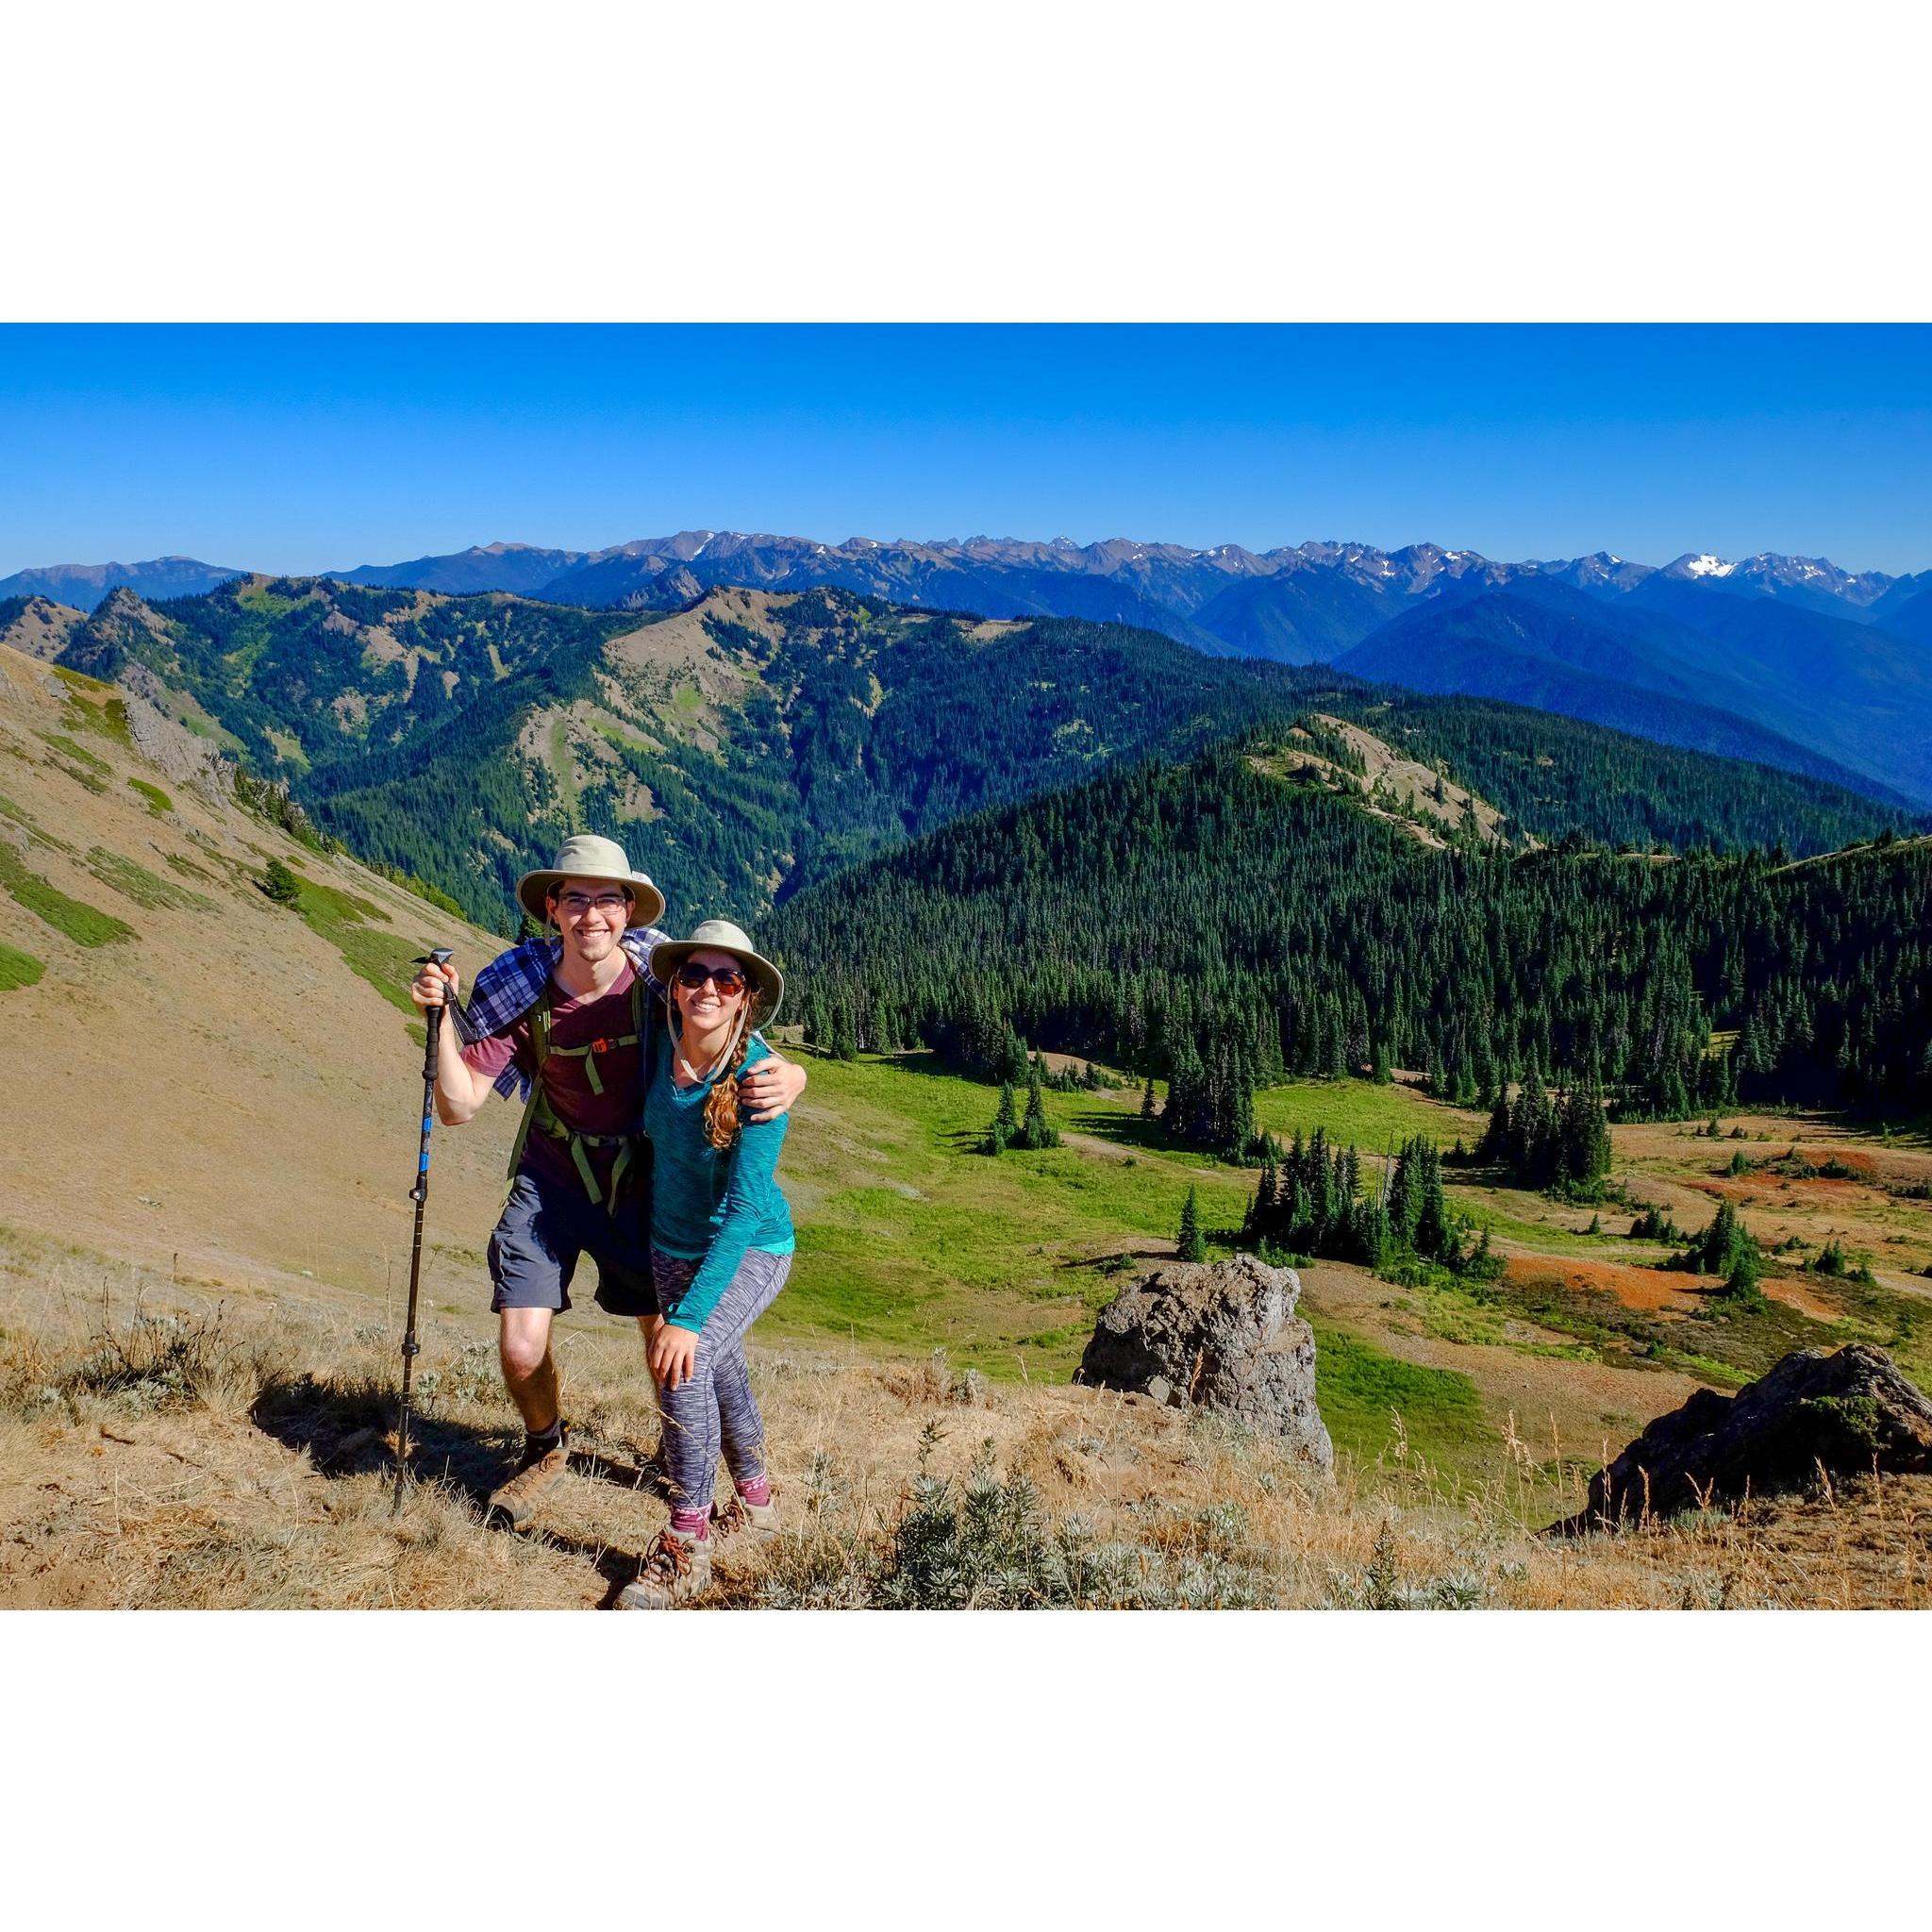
[1311,692,1917,857]
[36,577,1921,934]
[770,746,1932,1134]
[48,577,1342,926]
[312,594,1342,925]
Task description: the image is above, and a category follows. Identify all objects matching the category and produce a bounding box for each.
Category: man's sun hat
[516,833,666,929]
[649,919,784,1024]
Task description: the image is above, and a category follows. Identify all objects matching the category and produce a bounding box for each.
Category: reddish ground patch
[1761,1274,1842,1321]
[1788,1148,1875,1174]
[1504,1255,1702,1316]
[1690,1174,1866,1208]
[1686,1177,1777,1208]
[1776,1176,1867,1201]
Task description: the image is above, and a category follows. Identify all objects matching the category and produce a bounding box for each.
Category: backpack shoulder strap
[505,980,558,1183]
[530,976,555,1074]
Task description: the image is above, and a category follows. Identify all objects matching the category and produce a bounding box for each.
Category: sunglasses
[676,961,747,993]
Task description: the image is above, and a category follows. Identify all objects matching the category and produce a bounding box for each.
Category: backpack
[505,971,658,1212]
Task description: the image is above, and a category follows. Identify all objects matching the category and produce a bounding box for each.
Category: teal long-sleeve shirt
[644,1029,794,1335]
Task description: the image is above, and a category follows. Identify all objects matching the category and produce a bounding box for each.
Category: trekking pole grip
[420,946,455,1085]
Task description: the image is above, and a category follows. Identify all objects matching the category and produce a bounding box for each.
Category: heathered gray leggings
[650,1246,792,1513]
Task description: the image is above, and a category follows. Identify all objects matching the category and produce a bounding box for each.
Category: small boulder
[1564,1343,1932,1533]
[1077,1254,1333,1475]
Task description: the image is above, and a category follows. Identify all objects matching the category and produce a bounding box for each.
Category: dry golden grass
[4,1241,1924,1610]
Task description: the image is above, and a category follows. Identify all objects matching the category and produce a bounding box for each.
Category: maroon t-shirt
[462,960,647,1195]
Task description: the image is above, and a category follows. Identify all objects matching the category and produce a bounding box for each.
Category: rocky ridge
[1564,1343,1932,1532]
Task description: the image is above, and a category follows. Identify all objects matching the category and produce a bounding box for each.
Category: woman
[619,918,796,1609]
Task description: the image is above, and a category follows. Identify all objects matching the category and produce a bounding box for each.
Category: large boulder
[1077,1254,1334,1475]
[1564,1343,1932,1533]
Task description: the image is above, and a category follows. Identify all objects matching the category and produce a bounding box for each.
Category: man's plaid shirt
[452,928,673,1101]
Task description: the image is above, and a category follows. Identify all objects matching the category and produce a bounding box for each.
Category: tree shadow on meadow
[250,1370,671,1606]
[249,1370,671,1507]
[251,1368,510,1498]
[1054,1243,1174,1273]
[1063,1107,1196,1158]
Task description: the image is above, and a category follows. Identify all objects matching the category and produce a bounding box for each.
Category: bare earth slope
[0,641,516,1303]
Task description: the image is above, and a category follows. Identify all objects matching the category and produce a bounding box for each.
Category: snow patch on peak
[1684,554,1735,577]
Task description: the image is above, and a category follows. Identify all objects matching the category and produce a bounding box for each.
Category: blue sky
[4,325,1930,577]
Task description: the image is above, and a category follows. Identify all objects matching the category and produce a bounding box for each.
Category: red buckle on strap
[591,1038,611,1054]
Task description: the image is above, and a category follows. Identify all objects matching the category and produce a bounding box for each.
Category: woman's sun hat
[516,833,665,929]
[650,919,784,1024]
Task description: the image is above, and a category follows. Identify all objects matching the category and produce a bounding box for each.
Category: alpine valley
[6,533,1932,1610]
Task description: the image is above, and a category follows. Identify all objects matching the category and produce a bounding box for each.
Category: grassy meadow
[761,1049,1932,1488]
[6,1224,1926,1610]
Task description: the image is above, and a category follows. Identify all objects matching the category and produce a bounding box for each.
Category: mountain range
[14,531,1932,642]
[6,526,1928,808]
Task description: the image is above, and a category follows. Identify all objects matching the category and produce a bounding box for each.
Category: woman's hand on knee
[649,1323,699,1391]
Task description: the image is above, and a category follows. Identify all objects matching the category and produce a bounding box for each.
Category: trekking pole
[394,947,455,1514]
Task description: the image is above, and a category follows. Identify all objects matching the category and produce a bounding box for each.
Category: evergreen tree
[1684,1199,1757,1280]
[1556,1083,1611,1197]
[1479,1091,1512,1164]
[1244,1148,1279,1241]
[1721,1243,1766,1308]
[1016,1072,1059,1151]
[1387,1141,1420,1253]
[1141,1074,1158,1119]
[1411,1140,1453,1260]
[1178,1185,1207,1263]
[985,1080,1019,1155]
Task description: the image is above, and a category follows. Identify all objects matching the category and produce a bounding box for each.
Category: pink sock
[670,1507,709,1540]
[736,1474,772,1507]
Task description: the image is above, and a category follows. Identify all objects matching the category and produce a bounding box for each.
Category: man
[408,833,807,1528]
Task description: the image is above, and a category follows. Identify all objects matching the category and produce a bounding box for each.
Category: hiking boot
[486,1428,572,1530]
[615,1526,712,1609]
[710,1491,780,1543]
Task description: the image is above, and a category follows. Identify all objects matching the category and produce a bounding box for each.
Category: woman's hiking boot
[615,1525,711,1608]
[486,1427,572,1530]
[710,1491,779,1542]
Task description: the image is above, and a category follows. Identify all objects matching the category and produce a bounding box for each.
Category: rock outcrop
[117,689,234,800]
[1077,1254,1334,1475]
[1563,1343,1932,1533]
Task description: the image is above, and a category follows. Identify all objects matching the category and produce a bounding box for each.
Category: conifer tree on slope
[1178,1185,1207,1263]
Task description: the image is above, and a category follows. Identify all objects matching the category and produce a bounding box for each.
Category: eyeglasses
[676,961,747,993]
[556,891,630,917]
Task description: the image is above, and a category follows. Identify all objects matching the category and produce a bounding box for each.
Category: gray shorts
[486,1170,657,1319]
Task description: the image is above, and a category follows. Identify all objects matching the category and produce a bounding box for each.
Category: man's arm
[740,1049,807,1124]
[408,959,500,1124]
